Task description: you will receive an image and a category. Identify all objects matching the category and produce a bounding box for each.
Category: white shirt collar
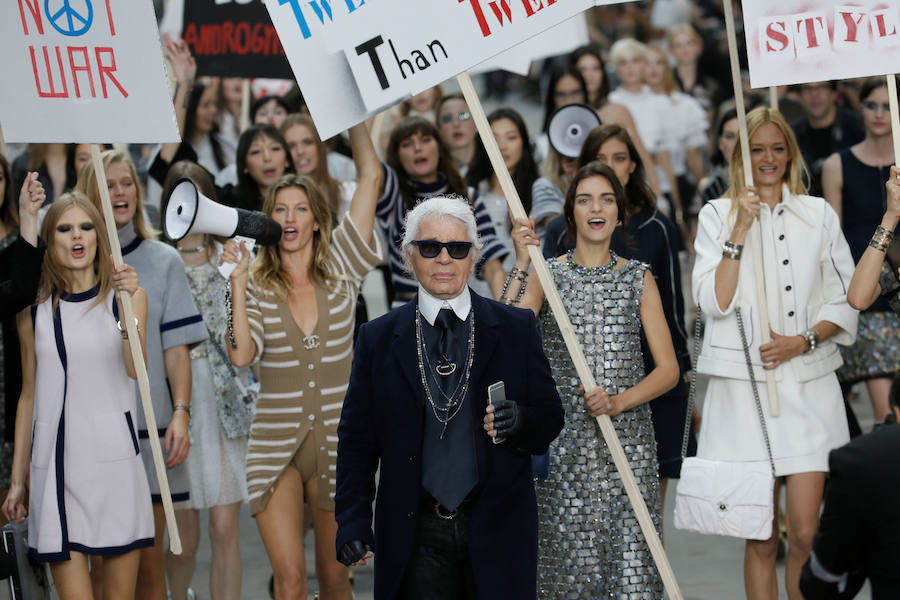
[417,286,471,326]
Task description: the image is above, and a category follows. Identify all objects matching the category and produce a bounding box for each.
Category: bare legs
[743,473,826,600]
[255,469,351,600]
[866,377,892,421]
[52,550,140,600]
[166,509,200,600]
[208,503,244,600]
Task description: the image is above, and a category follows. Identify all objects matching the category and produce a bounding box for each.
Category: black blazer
[800,424,900,599]
[335,291,563,600]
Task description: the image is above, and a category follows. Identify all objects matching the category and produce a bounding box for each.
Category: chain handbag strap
[680,306,777,477]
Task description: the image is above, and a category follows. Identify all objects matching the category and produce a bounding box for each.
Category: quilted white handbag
[673,307,776,540]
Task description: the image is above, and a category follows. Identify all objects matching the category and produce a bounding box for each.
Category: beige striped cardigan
[244,216,380,515]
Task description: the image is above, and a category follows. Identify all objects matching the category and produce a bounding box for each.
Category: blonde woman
[222,123,381,599]
[77,150,207,600]
[3,193,153,599]
[692,107,857,600]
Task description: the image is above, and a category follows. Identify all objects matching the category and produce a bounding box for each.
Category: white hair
[401,195,482,256]
[609,38,648,64]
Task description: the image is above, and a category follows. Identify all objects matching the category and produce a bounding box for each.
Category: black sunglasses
[411,239,473,259]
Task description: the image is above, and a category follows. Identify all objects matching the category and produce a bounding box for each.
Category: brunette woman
[222,122,381,600]
[437,94,478,176]
[379,116,508,304]
[823,77,900,422]
[508,162,678,598]
[3,193,153,599]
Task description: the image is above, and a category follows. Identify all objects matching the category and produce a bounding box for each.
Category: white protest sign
[0,0,179,143]
[472,13,590,76]
[744,0,900,87]
[264,0,596,137]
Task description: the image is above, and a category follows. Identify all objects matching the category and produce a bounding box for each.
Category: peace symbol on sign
[45,0,94,37]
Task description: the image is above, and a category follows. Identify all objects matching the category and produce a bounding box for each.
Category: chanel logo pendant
[436,361,457,376]
[303,334,320,350]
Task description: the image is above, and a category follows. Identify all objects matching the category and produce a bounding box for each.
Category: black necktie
[434,308,458,368]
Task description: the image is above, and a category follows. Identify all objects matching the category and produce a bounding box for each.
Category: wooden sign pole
[90,144,182,554]
[723,0,780,417]
[456,72,683,600]
[769,87,779,111]
[240,79,251,133]
[887,74,900,163]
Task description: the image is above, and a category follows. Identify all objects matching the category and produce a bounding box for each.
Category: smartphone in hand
[487,381,506,445]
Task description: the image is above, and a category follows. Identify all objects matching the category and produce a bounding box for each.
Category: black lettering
[389,38,414,80]
[428,40,448,62]
[355,35,389,90]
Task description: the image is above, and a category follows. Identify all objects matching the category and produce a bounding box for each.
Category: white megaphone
[547,103,602,159]
[164,178,282,278]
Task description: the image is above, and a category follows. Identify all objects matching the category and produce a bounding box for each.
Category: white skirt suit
[29,287,154,561]
[692,186,858,475]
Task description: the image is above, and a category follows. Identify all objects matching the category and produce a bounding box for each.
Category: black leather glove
[491,397,522,441]
[337,540,373,566]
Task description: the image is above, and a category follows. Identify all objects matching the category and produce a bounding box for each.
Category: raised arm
[160,41,197,166]
[506,217,546,315]
[347,122,383,246]
[848,165,900,310]
[223,240,258,367]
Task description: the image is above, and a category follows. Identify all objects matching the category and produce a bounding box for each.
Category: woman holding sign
[823,77,900,423]
[507,161,678,599]
[77,150,208,600]
[692,106,857,600]
[3,193,154,599]
[222,121,381,600]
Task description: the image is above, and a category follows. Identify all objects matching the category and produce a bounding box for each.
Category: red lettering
[105,0,116,36]
[522,0,555,18]
[68,46,96,98]
[183,23,198,53]
[797,16,825,49]
[222,22,235,53]
[30,46,68,98]
[488,0,511,24]
[95,47,128,98]
[838,10,866,43]
[18,0,43,35]
[874,13,897,38]
[236,22,251,54]
[765,21,790,52]
[459,0,492,37]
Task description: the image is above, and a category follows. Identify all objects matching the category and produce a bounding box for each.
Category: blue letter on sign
[46,0,93,37]
[279,0,312,39]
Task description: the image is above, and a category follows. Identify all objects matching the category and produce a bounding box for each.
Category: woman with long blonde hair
[77,149,208,600]
[692,106,857,600]
[222,122,381,599]
[3,193,154,599]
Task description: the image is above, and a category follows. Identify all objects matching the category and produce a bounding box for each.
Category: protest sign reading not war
[183,0,293,79]
[265,0,621,138]
[0,0,179,143]
[744,0,900,88]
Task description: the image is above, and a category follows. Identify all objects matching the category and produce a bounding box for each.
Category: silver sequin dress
[536,258,663,599]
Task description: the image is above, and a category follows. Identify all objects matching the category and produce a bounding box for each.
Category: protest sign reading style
[264,0,603,138]
[183,0,292,79]
[744,0,900,88]
[0,0,179,143]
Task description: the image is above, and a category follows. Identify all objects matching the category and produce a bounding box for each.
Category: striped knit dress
[244,216,380,515]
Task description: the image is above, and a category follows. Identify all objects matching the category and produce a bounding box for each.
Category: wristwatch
[801,329,819,354]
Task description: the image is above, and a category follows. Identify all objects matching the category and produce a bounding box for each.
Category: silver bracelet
[801,329,819,354]
[722,241,743,260]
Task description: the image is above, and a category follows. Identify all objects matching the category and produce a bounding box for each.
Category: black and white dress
[29,287,154,561]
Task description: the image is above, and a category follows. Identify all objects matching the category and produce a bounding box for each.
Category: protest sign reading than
[264,0,603,138]
[183,0,292,79]
[744,0,900,87]
[0,0,179,143]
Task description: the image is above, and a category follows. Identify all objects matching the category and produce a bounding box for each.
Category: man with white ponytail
[335,196,563,600]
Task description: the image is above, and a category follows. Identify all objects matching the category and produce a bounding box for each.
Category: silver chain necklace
[415,308,475,438]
